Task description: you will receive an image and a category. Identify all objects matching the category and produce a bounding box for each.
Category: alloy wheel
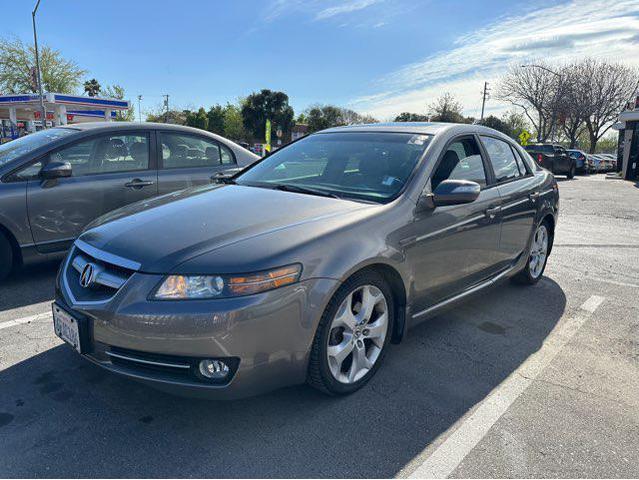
[529,224,549,279]
[326,285,388,384]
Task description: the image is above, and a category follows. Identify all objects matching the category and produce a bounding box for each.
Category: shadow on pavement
[0,260,60,313]
[0,277,566,478]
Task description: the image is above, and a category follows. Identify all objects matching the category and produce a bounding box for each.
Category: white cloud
[315,0,381,21]
[350,0,639,120]
[264,0,383,23]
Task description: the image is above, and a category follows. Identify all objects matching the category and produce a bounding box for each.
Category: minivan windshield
[0,128,76,167]
[235,132,432,203]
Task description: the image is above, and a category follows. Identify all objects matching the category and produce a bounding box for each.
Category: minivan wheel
[0,232,13,282]
[513,221,550,285]
[567,163,576,179]
[307,271,393,395]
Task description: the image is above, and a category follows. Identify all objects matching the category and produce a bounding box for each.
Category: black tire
[567,163,576,179]
[512,219,552,285]
[307,270,394,395]
[0,232,13,282]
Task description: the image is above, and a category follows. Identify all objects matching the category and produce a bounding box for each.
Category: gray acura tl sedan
[53,122,558,399]
[0,122,258,280]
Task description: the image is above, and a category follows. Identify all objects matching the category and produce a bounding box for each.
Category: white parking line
[408,295,606,479]
[0,311,52,330]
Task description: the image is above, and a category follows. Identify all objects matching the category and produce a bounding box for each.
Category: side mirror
[40,161,72,180]
[428,179,481,207]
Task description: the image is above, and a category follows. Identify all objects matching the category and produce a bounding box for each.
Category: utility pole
[480,81,489,121]
[32,0,46,129]
[137,95,142,122]
[163,94,170,123]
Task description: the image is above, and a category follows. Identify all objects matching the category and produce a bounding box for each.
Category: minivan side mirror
[428,179,481,207]
[40,161,72,180]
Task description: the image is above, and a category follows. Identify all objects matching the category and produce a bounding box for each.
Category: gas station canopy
[0,92,130,138]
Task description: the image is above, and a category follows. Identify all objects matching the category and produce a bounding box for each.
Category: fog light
[198,359,229,379]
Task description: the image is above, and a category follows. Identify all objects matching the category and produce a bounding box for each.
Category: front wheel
[307,271,393,395]
[513,221,550,285]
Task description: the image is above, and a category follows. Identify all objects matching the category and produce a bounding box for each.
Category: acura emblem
[79,263,96,288]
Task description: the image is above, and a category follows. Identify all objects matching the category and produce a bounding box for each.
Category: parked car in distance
[0,122,259,280]
[566,149,588,174]
[586,154,603,172]
[53,122,559,399]
[524,143,575,179]
[598,153,617,171]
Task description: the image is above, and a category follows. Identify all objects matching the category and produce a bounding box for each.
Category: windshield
[236,132,432,202]
[0,128,77,167]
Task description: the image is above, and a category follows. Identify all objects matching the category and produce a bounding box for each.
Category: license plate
[53,304,82,353]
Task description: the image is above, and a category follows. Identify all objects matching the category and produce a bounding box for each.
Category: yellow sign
[519,129,531,146]
[265,119,272,153]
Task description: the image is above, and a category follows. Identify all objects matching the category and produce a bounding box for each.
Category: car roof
[63,121,211,135]
[319,122,512,138]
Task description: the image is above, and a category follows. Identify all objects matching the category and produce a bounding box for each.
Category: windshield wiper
[270,183,341,199]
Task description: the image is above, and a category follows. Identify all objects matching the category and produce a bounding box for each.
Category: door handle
[485,206,501,219]
[529,191,540,202]
[125,179,154,189]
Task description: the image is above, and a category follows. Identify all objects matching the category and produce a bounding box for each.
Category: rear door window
[159,133,235,169]
[481,136,521,183]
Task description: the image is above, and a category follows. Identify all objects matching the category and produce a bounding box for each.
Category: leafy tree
[186,107,208,130]
[102,84,134,121]
[296,113,308,124]
[306,105,343,133]
[241,89,294,141]
[305,104,378,133]
[428,93,468,123]
[394,112,429,122]
[0,37,86,94]
[222,103,247,141]
[501,110,529,141]
[83,78,101,97]
[479,115,512,136]
[206,104,225,135]
[146,108,187,125]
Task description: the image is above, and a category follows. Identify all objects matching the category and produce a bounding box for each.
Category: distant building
[615,96,639,180]
[0,93,130,141]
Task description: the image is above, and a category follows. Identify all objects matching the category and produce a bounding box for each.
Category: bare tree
[498,64,559,142]
[558,64,589,148]
[579,59,639,153]
[428,93,467,123]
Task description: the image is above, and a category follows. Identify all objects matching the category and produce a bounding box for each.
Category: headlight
[153,264,302,300]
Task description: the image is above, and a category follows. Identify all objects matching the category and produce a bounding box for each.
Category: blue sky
[4,0,639,120]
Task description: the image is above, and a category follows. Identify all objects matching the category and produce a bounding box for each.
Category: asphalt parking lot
[0,174,638,478]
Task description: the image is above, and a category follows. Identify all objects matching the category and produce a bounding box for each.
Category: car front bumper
[55,266,338,399]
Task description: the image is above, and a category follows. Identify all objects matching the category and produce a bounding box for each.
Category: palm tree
[83,78,101,97]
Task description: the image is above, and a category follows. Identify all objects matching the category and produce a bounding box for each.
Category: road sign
[519,129,531,146]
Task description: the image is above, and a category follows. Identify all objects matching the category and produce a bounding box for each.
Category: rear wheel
[307,271,393,395]
[513,221,550,285]
[0,232,13,282]
[567,163,576,179]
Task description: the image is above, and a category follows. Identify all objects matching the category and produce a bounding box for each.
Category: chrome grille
[63,240,139,304]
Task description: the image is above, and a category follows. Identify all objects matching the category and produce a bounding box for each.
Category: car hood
[79,184,372,273]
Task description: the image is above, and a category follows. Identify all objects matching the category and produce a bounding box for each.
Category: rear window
[0,128,76,167]
[525,145,553,153]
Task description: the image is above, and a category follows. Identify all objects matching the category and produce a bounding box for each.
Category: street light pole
[32,0,47,129]
[137,95,142,122]
[521,64,562,142]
